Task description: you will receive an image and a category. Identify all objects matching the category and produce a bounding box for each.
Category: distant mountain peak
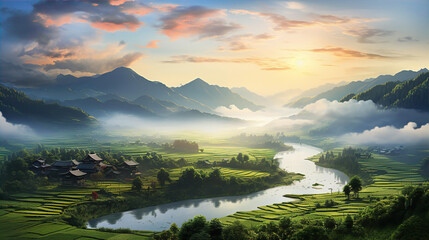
[186,78,209,86]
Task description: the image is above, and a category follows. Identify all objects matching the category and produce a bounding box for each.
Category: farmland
[219,152,425,233]
[0,143,426,239]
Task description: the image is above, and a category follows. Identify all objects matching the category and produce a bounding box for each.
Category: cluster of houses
[30,153,140,185]
[369,146,405,155]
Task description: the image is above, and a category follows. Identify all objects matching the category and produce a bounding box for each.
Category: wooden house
[50,160,80,175]
[61,170,87,185]
[82,154,103,164]
[30,158,51,175]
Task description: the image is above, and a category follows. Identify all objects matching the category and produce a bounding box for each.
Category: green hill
[343,72,429,111]
[0,85,98,131]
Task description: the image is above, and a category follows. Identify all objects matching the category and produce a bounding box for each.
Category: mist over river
[87,143,349,231]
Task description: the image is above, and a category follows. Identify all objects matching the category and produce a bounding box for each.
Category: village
[30,153,140,185]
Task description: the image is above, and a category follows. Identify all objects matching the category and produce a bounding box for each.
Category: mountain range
[21,67,260,114]
[174,78,262,111]
[341,72,429,111]
[285,68,429,108]
[0,85,97,131]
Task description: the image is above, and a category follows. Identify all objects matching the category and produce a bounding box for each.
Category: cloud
[231,9,376,31]
[159,6,241,40]
[285,2,305,10]
[215,105,300,126]
[398,36,419,42]
[309,47,392,59]
[2,9,59,45]
[137,40,161,48]
[0,111,34,138]
[44,52,144,73]
[0,60,53,87]
[163,55,290,71]
[343,26,393,43]
[217,33,275,51]
[32,0,145,31]
[340,122,429,145]
[264,99,429,136]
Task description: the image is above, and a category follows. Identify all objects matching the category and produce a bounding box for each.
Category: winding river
[87,143,349,231]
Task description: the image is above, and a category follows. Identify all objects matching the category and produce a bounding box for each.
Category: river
[87,143,349,231]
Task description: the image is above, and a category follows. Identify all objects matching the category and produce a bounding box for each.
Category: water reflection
[87,143,349,231]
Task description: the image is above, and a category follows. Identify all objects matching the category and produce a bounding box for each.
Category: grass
[0,142,280,239]
[1,142,425,239]
[219,152,425,227]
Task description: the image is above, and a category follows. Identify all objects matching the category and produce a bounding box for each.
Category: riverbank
[0,146,299,239]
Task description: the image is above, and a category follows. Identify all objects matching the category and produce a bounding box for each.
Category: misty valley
[1,1,429,240]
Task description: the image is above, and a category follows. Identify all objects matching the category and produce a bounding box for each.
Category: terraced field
[0,182,155,239]
[168,167,270,181]
[219,153,425,226]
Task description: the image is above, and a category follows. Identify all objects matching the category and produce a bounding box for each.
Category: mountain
[343,72,429,111]
[132,95,187,115]
[286,68,428,108]
[62,97,156,118]
[231,87,269,106]
[174,78,262,111]
[0,85,97,131]
[21,67,212,113]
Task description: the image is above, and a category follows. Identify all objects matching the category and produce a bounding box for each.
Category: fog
[340,122,429,146]
[262,99,429,137]
[0,111,34,138]
[100,113,245,137]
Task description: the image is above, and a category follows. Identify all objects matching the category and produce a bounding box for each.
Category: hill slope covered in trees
[341,72,429,111]
[0,85,98,131]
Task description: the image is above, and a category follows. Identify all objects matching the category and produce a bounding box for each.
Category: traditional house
[121,160,139,170]
[82,154,103,164]
[50,160,80,175]
[30,158,51,175]
[61,170,87,185]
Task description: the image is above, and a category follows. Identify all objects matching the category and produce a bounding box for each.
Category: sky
[0,0,428,95]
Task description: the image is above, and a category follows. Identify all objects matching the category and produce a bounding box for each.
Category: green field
[0,144,426,239]
[0,142,279,239]
[219,153,425,226]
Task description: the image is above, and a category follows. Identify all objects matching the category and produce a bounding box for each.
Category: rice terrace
[1,0,429,239]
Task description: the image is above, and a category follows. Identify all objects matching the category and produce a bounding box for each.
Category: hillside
[174,78,262,111]
[62,97,156,118]
[0,85,97,131]
[286,68,428,107]
[344,72,429,111]
[132,95,187,115]
[22,67,212,113]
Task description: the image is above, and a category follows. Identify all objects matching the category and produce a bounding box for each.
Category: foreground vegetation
[0,142,298,239]
[0,142,427,239]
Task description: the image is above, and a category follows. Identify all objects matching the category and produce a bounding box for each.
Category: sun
[296,59,304,67]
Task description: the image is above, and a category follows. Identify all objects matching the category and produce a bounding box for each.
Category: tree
[292,225,328,240]
[179,215,207,240]
[132,176,144,192]
[157,168,171,186]
[208,218,223,240]
[345,214,353,230]
[324,217,336,231]
[343,184,351,200]
[349,176,362,198]
[222,221,249,240]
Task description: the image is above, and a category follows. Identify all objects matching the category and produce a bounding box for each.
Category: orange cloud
[146,40,160,48]
[36,13,73,27]
[109,0,134,6]
[163,55,290,70]
[309,47,392,59]
[136,40,161,48]
[90,21,141,32]
[122,6,153,15]
[160,6,240,40]
[231,9,378,31]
